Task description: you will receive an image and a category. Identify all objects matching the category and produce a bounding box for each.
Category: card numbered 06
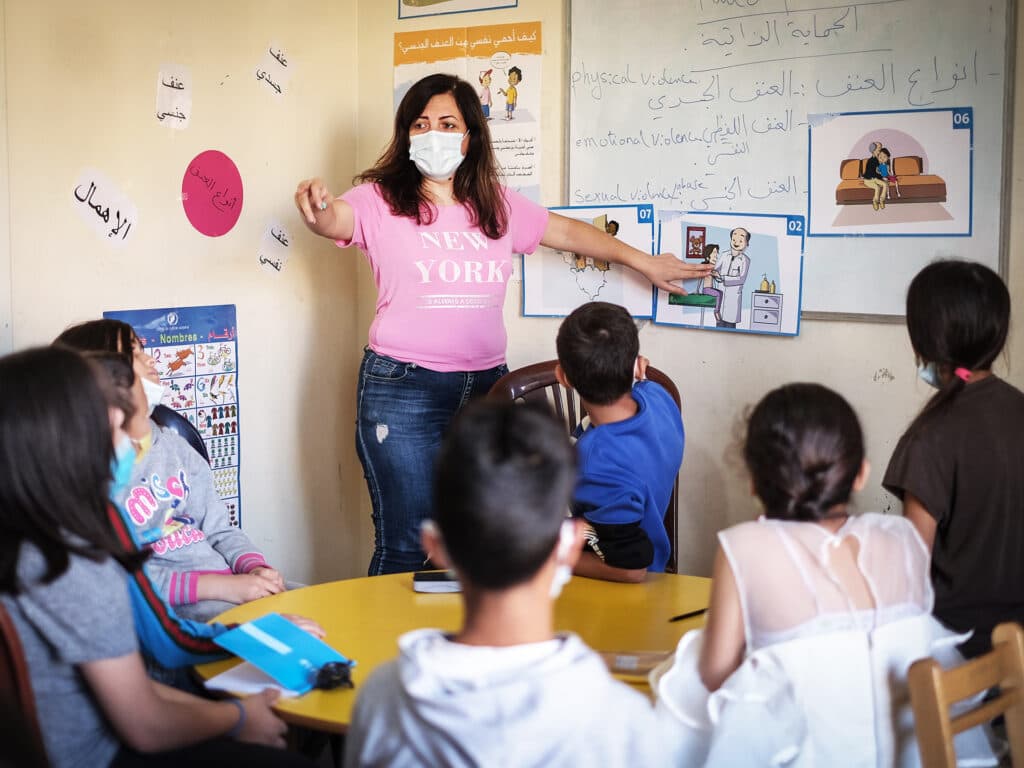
[521,204,656,318]
[653,211,805,336]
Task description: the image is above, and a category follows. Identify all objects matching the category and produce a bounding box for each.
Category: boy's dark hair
[556,301,638,405]
[744,383,864,522]
[905,259,1009,435]
[80,350,137,423]
[355,73,507,240]
[0,347,145,594]
[55,318,138,362]
[434,401,576,590]
[508,66,522,81]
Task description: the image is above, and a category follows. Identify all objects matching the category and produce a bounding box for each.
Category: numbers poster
[104,304,243,526]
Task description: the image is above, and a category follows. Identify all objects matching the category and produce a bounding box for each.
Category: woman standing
[295,73,709,575]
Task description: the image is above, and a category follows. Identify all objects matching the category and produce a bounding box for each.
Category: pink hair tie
[954,367,972,382]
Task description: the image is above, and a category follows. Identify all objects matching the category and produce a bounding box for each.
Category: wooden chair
[487,360,680,573]
[0,602,49,766]
[908,621,1024,767]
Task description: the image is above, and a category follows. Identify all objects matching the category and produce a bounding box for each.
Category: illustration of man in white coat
[711,227,751,328]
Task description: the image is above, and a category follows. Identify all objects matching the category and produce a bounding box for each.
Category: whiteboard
[568,0,1014,317]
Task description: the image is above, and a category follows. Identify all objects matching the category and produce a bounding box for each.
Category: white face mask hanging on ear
[141,377,166,415]
[550,520,576,599]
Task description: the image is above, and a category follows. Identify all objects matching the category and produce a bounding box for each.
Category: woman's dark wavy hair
[355,73,508,240]
[0,346,144,594]
[744,383,864,522]
[905,260,1010,436]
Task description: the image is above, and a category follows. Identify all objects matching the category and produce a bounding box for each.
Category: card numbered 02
[653,211,805,336]
[521,204,656,318]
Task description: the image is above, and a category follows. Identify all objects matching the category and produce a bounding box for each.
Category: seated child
[73,349,323,687]
[555,301,683,582]
[652,383,996,767]
[0,346,313,768]
[343,401,680,768]
[57,320,284,622]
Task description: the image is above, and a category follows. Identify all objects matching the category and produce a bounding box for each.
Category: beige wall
[2,1,1020,582]
[0,3,11,352]
[3,0,364,584]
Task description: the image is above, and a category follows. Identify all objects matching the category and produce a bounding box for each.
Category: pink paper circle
[182,150,243,237]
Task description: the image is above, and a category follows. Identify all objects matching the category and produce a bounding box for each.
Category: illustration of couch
[835,156,947,204]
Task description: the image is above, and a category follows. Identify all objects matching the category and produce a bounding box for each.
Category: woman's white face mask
[409,130,468,181]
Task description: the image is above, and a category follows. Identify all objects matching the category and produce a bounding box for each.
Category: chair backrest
[487,359,680,573]
[151,404,210,463]
[0,602,50,766]
[909,621,1024,767]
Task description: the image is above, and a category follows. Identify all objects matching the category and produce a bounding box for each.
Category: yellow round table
[194,571,710,733]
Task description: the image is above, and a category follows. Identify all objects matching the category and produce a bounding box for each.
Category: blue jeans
[356,348,508,575]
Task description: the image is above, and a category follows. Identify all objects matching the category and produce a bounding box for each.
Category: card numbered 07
[521,204,656,318]
[653,211,805,337]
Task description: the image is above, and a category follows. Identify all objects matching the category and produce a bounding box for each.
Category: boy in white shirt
[344,401,678,768]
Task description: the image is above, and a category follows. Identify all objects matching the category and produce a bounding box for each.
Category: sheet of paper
[204,661,302,697]
[155,63,192,129]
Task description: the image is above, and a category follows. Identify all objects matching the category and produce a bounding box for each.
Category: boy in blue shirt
[556,302,684,582]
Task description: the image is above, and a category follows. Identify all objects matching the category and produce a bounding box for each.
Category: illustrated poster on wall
[104,304,243,527]
[394,21,542,202]
[654,211,804,336]
[807,107,973,238]
[398,0,518,20]
[522,204,655,318]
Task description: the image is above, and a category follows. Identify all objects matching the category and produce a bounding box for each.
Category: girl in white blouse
[653,383,996,767]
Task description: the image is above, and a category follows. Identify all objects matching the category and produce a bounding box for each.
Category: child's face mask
[917,360,941,389]
[141,376,165,415]
[109,435,136,501]
[549,520,576,599]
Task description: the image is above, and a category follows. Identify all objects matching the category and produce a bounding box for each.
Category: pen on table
[668,607,708,623]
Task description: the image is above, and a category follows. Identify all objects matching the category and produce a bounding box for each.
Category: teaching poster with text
[104,304,243,527]
[394,21,542,202]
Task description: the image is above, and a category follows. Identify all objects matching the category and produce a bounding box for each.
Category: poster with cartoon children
[104,304,243,527]
[394,21,542,201]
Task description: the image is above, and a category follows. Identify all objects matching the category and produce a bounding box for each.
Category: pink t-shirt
[337,183,549,372]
